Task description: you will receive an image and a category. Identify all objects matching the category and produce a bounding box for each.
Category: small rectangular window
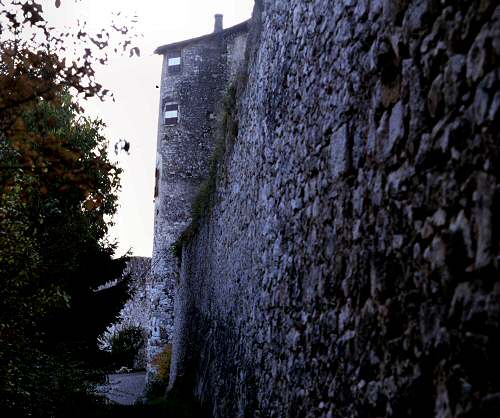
[168,57,181,66]
[164,103,179,125]
[164,109,178,119]
[167,52,181,75]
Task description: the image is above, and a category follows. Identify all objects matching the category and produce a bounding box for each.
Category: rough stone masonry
[159,1,500,417]
[167,0,500,418]
[149,17,248,377]
[99,257,150,369]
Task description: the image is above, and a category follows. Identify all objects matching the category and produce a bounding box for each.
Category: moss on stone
[172,82,239,260]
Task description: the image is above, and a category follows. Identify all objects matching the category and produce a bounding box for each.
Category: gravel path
[100,372,147,405]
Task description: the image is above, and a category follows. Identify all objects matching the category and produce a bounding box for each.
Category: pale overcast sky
[42,0,254,257]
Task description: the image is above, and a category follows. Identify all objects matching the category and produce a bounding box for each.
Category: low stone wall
[170,1,500,416]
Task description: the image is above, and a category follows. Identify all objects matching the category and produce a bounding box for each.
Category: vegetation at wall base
[152,343,173,386]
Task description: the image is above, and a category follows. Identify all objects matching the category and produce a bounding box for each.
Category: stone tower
[147,15,249,377]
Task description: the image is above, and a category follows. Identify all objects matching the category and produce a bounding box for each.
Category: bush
[145,344,173,402]
[153,344,172,384]
[109,326,145,369]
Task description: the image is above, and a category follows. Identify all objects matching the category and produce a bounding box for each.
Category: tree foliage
[0,1,138,416]
[109,325,146,369]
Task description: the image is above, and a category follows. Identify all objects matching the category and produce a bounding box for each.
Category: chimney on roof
[214,14,223,33]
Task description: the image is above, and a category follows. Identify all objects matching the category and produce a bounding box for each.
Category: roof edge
[154,20,250,55]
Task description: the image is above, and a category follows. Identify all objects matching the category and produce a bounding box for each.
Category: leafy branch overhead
[0,0,140,200]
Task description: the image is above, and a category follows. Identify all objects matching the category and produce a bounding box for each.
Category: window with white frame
[167,52,181,74]
[164,103,179,125]
[168,56,181,66]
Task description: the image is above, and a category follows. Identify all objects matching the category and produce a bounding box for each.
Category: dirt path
[101,371,147,405]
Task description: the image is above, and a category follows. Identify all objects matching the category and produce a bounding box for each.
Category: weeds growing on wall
[172,82,240,260]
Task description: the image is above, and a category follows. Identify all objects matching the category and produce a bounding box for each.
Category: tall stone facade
[168,1,500,417]
[148,17,249,376]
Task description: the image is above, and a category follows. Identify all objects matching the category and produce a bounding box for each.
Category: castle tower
[147,16,249,378]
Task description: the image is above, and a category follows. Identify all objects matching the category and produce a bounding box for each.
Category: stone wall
[170,1,500,417]
[99,257,150,368]
[148,23,248,377]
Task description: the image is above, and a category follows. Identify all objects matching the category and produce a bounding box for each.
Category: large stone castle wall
[170,1,500,416]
